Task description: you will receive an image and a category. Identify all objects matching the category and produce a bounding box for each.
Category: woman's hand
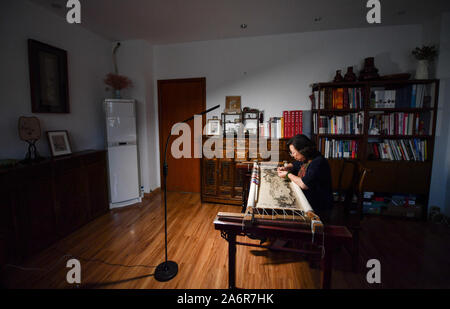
[277,166,288,172]
[277,170,288,178]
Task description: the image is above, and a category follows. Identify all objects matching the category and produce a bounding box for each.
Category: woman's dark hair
[287,134,320,160]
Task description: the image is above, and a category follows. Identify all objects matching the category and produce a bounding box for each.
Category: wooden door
[158,78,206,193]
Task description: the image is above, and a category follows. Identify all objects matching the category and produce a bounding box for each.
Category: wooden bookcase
[311,79,440,219]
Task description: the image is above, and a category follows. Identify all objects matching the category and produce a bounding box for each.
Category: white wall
[429,11,450,216]
[114,40,159,193]
[0,0,111,159]
[152,24,423,188]
[154,24,423,121]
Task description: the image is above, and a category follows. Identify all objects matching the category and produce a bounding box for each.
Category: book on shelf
[370,84,432,109]
[280,110,303,138]
[368,112,432,136]
[319,138,358,159]
[259,113,302,139]
[368,139,428,162]
[313,88,364,110]
[313,112,364,135]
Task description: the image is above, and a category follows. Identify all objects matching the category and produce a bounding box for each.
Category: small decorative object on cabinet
[206,116,221,136]
[47,130,72,157]
[242,107,260,136]
[18,116,43,163]
[222,112,242,136]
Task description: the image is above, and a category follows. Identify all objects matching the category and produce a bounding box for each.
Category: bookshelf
[311,79,440,219]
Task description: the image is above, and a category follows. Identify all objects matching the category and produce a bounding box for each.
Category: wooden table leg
[321,247,333,289]
[228,232,237,289]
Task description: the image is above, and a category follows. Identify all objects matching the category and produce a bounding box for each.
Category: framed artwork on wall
[206,117,221,136]
[47,130,72,157]
[224,96,241,114]
[28,39,70,113]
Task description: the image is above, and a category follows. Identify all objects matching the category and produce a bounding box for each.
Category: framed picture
[206,117,221,136]
[28,39,69,113]
[47,130,72,157]
[224,96,241,114]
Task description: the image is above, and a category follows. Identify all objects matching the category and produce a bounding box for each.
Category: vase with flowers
[104,73,133,99]
[412,45,438,79]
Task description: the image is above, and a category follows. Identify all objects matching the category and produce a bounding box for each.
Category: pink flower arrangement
[104,73,133,90]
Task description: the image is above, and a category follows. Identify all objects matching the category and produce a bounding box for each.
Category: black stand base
[154,261,178,282]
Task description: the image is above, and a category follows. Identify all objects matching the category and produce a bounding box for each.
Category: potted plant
[104,73,133,99]
[412,45,438,79]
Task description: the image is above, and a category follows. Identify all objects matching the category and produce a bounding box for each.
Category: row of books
[312,88,364,110]
[313,112,364,135]
[368,139,428,161]
[368,112,431,136]
[259,111,303,138]
[282,111,303,138]
[319,139,359,159]
[370,84,432,109]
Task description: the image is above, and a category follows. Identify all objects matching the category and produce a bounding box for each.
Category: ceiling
[29,0,450,45]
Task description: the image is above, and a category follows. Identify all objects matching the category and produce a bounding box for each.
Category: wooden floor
[1,191,450,289]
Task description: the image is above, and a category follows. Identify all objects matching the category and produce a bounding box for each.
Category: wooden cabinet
[0,150,109,264]
[202,158,242,205]
[201,137,290,205]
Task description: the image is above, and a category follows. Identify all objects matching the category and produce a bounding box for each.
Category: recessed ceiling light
[314,17,322,22]
[240,24,248,29]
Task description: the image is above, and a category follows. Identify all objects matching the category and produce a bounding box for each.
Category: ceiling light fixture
[240,24,248,29]
[314,17,322,22]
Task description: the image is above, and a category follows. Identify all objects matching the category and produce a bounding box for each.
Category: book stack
[368,112,431,136]
[259,117,283,139]
[370,85,431,109]
[313,112,364,135]
[313,88,364,110]
[260,111,303,139]
[368,139,428,161]
[319,139,359,159]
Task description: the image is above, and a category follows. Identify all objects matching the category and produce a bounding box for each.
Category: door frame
[157,77,206,191]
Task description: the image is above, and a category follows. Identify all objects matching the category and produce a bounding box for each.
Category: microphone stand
[154,104,220,282]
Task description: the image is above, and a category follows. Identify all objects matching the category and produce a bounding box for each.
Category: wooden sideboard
[0,150,109,263]
[201,137,290,205]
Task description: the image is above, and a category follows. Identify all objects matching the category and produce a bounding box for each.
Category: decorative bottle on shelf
[344,67,357,82]
[333,70,344,82]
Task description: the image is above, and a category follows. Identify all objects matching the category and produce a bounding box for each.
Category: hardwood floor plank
[1,191,449,289]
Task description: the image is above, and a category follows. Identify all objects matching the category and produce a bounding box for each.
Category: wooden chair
[330,159,371,272]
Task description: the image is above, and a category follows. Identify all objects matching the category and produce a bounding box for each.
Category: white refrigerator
[104,99,142,209]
